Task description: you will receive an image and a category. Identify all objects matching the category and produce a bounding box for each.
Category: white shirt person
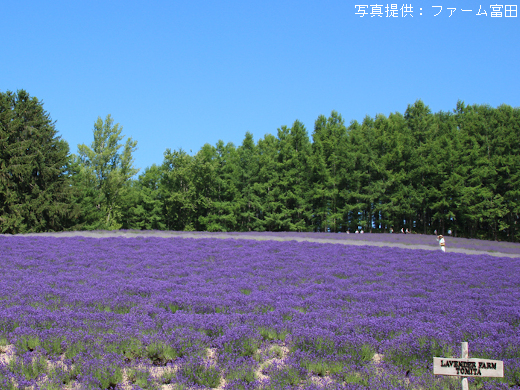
[437,235,446,252]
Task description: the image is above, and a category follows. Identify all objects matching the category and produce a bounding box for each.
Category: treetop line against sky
[2,1,518,174]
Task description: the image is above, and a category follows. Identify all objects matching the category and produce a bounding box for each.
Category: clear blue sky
[3,1,519,177]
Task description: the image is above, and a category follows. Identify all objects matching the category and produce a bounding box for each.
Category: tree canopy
[129,100,519,241]
[73,114,139,230]
[0,90,80,234]
[2,90,519,242]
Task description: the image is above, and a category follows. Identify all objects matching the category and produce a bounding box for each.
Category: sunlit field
[1,234,519,389]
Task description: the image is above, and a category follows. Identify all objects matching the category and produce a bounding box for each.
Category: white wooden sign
[433,357,503,377]
[433,342,503,390]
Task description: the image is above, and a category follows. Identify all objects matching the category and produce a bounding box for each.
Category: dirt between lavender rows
[10,230,520,258]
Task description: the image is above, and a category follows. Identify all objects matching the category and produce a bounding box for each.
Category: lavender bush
[0,235,519,389]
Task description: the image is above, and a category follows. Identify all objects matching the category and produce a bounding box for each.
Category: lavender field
[0,234,519,390]
[187,232,520,256]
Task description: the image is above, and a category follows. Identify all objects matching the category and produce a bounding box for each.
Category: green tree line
[2,89,520,241]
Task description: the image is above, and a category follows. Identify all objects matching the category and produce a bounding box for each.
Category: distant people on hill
[448,229,452,236]
[355,230,359,234]
[434,229,437,235]
[401,228,404,234]
[437,235,446,252]
[405,228,409,234]
[360,230,364,234]
[389,228,393,233]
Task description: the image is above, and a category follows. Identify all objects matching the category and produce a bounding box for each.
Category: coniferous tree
[0,90,80,233]
[257,134,281,231]
[192,143,219,231]
[429,110,461,236]
[323,112,347,232]
[363,113,395,232]
[493,104,520,241]
[286,120,312,231]
[308,121,329,232]
[388,111,415,232]
[342,119,363,231]
[404,100,437,233]
[208,140,240,231]
[456,102,514,239]
[236,132,260,231]
[354,115,378,232]
[308,113,347,232]
[265,122,312,231]
[272,125,293,231]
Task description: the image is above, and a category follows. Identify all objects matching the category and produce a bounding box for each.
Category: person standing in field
[437,235,446,252]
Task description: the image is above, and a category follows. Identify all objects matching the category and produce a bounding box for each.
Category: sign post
[434,342,504,389]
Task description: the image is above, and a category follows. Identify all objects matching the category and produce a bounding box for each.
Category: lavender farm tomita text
[0,236,519,389]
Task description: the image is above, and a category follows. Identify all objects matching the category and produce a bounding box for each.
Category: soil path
[9,230,520,258]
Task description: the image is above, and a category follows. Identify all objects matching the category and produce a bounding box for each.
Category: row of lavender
[79,230,520,255]
[195,231,520,255]
[0,235,519,389]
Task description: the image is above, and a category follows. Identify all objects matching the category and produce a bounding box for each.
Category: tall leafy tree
[76,114,139,230]
[0,90,80,233]
[160,148,196,230]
